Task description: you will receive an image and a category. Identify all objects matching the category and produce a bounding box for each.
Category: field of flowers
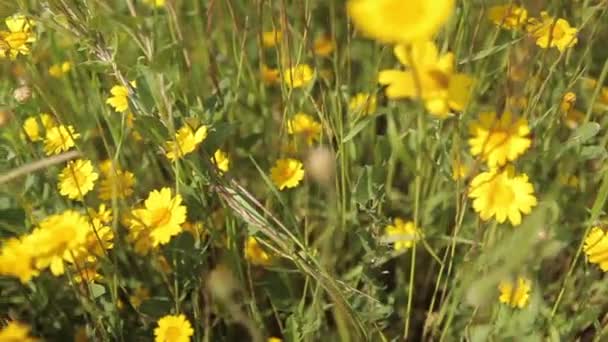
[2,0,608,341]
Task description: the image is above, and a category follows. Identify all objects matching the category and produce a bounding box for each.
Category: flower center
[488,177,515,207]
[150,207,172,227]
[485,130,509,153]
[164,326,181,341]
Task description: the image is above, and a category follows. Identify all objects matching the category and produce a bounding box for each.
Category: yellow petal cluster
[22,113,56,142]
[498,276,531,308]
[488,5,528,30]
[584,227,608,272]
[270,158,305,190]
[349,93,377,116]
[0,14,36,59]
[58,159,99,200]
[244,236,272,266]
[166,124,208,161]
[154,314,194,342]
[98,160,136,200]
[43,124,80,155]
[287,113,322,145]
[527,12,577,52]
[384,218,420,251]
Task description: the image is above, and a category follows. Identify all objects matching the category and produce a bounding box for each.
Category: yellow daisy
[43,124,80,155]
[488,4,528,30]
[313,36,335,57]
[165,124,208,161]
[498,276,531,308]
[384,218,420,251]
[468,167,537,226]
[349,93,377,116]
[106,82,136,113]
[527,12,577,52]
[262,29,282,48]
[347,0,454,44]
[270,158,305,190]
[468,111,531,167]
[87,204,113,224]
[584,227,608,272]
[0,321,38,342]
[154,314,194,342]
[98,160,135,201]
[128,188,187,249]
[244,236,272,266]
[283,64,314,89]
[211,149,230,173]
[48,61,72,78]
[22,113,56,141]
[0,14,36,59]
[261,64,280,85]
[58,159,99,200]
[287,113,322,145]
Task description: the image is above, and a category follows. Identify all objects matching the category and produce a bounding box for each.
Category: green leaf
[139,297,173,318]
[566,122,600,148]
[90,283,106,298]
[580,145,606,160]
[342,115,377,143]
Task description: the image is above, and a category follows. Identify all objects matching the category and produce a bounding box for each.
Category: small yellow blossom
[584,227,608,272]
[468,111,531,167]
[154,314,194,342]
[560,92,576,113]
[488,5,528,30]
[563,109,584,129]
[527,12,578,52]
[106,82,136,113]
[49,61,72,78]
[498,276,531,308]
[313,36,335,56]
[287,113,322,145]
[0,321,38,342]
[0,238,37,283]
[128,188,187,252]
[88,204,113,224]
[244,236,272,266]
[384,218,419,251]
[58,159,99,200]
[43,124,80,155]
[262,30,282,48]
[270,158,305,190]
[261,64,280,85]
[452,158,468,181]
[211,149,230,173]
[22,113,56,141]
[98,160,135,200]
[349,93,377,116]
[347,0,454,44]
[142,0,165,8]
[166,124,208,161]
[0,14,36,59]
[558,174,579,188]
[283,64,314,89]
[378,41,474,118]
[468,167,537,226]
[268,338,283,342]
[129,286,150,308]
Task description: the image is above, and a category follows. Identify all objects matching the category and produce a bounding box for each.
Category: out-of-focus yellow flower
[384,218,420,251]
[378,41,474,118]
[468,111,531,167]
[154,314,194,342]
[88,204,113,224]
[22,113,56,142]
[98,160,135,200]
[106,81,136,113]
[129,286,150,308]
[527,12,577,52]
[268,338,283,342]
[560,92,576,113]
[142,0,165,8]
[349,93,377,116]
[49,61,72,78]
[469,167,537,226]
[563,109,584,129]
[261,64,280,85]
[270,158,305,190]
[0,238,37,283]
[283,64,314,89]
[165,124,208,161]
[262,29,282,48]
[498,276,531,308]
[558,174,579,188]
[347,0,454,44]
[0,321,38,342]
[58,159,99,200]
[43,124,80,155]
[313,36,335,57]
[244,236,272,266]
[488,4,528,30]
[452,158,468,181]
[287,113,322,145]
[211,149,230,173]
[0,14,36,59]
[584,227,608,271]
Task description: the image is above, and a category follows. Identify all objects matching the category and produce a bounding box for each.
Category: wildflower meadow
[2,0,608,341]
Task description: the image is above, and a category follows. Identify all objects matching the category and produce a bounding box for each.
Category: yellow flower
[48,61,72,78]
[468,111,531,167]
[128,188,187,250]
[384,218,419,251]
[283,64,314,89]
[98,160,135,200]
[558,174,579,188]
[73,266,102,283]
[129,286,150,308]
[498,276,531,308]
[468,167,537,226]
[106,82,136,113]
[560,92,576,113]
[527,12,577,52]
[211,149,230,173]
[378,41,474,118]
[313,36,335,57]
[0,321,38,342]
[262,29,282,48]
[43,124,80,155]
[584,227,608,271]
[0,238,37,283]
[58,159,99,200]
[0,14,36,59]
[563,109,584,130]
[244,236,272,266]
[452,158,468,181]
[270,158,305,190]
[287,113,322,145]
[261,64,280,85]
[349,93,377,116]
[154,314,194,342]
[88,204,113,224]
[268,338,283,342]
[142,0,166,8]
[488,5,528,30]
[347,0,454,44]
[25,210,90,276]
[166,124,208,161]
[22,113,56,141]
